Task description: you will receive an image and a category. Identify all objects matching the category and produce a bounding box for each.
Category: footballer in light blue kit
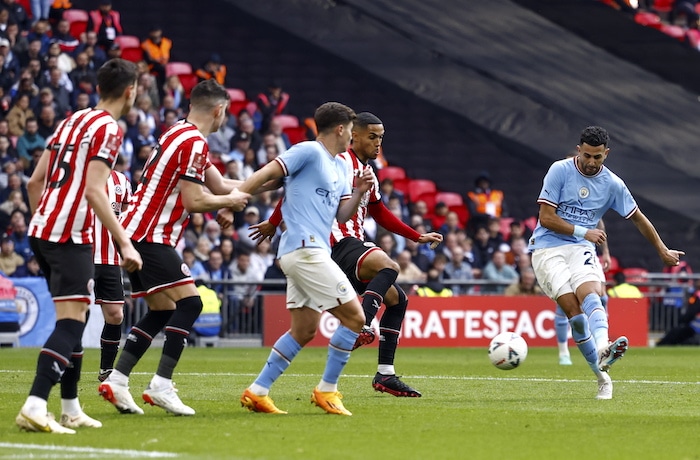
[235,102,375,416]
[529,126,684,400]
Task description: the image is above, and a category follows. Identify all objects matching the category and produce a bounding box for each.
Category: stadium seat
[165,61,194,77]
[634,11,663,29]
[652,0,674,13]
[228,99,250,116]
[434,191,464,207]
[448,204,470,227]
[114,35,141,50]
[414,191,437,212]
[273,114,299,129]
[120,47,143,63]
[687,28,700,49]
[660,24,686,42]
[392,178,412,199]
[226,88,247,102]
[622,267,649,292]
[178,73,199,98]
[283,126,308,145]
[523,215,538,232]
[63,9,89,38]
[498,217,514,241]
[377,165,406,182]
[407,179,437,203]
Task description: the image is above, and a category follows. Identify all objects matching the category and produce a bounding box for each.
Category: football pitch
[1,346,698,459]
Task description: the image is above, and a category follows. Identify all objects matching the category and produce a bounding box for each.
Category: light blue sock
[581,293,609,350]
[321,325,359,386]
[600,293,609,312]
[569,314,600,374]
[253,332,302,390]
[554,304,570,343]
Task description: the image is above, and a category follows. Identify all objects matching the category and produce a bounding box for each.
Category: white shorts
[279,247,358,312]
[531,244,605,301]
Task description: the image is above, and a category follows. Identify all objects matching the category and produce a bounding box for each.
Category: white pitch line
[2,369,699,386]
[0,443,177,458]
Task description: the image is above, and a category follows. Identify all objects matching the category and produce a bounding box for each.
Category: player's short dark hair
[97,58,138,100]
[580,126,610,148]
[314,102,356,134]
[190,79,229,111]
[354,112,382,129]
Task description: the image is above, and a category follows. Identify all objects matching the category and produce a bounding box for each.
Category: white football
[488,332,528,370]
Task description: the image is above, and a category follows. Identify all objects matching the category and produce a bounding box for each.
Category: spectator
[466,171,508,232]
[36,104,57,139]
[162,75,185,114]
[443,245,474,295]
[129,144,151,179]
[606,272,643,298]
[235,110,262,153]
[203,218,222,249]
[438,210,464,235]
[29,0,52,23]
[487,216,505,249]
[195,53,226,85]
[228,130,250,163]
[7,209,31,261]
[137,72,160,111]
[134,94,157,135]
[239,148,258,181]
[74,31,107,69]
[16,117,44,165]
[140,25,171,88]
[207,112,235,157]
[228,250,260,334]
[236,206,261,250]
[255,79,290,133]
[3,0,31,33]
[267,117,291,152]
[431,201,449,230]
[395,248,426,284]
[132,120,156,152]
[69,52,97,95]
[507,218,531,245]
[0,134,18,166]
[262,258,286,292]
[6,21,28,57]
[0,235,24,275]
[51,19,79,54]
[379,178,406,209]
[223,159,241,181]
[219,237,235,267]
[87,0,123,51]
[504,267,543,296]
[26,19,51,55]
[416,266,453,297]
[0,189,28,231]
[13,253,42,277]
[505,236,529,272]
[204,247,231,299]
[377,232,398,260]
[32,86,58,119]
[158,108,178,137]
[410,199,433,230]
[6,93,32,136]
[482,250,519,294]
[471,224,497,271]
[404,237,431,273]
[249,238,274,278]
[16,38,41,70]
[183,212,207,249]
[182,247,206,280]
[46,66,72,116]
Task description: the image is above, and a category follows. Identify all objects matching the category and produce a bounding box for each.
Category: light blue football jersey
[528,157,638,251]
[275,141,352,257]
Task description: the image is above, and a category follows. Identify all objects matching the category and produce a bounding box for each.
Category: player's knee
[104,308,124,325]
[292,325,317,345]
[384,259,399,273]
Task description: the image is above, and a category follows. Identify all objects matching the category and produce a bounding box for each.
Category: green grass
[1,346,699,459]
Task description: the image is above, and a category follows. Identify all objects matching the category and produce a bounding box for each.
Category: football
[488,332,528,370]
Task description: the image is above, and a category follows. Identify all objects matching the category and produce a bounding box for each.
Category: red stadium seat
[228,99,250,116]
[448,204,470,227]
[498,217,514,241]
[660,24,686,42]
[523,216,538,232]
[120,47,143,63]
[178,73,199,98]
[634,11,663,29]
[376,165,406,182]
[283,126,308,145]
[63,9,89,38]
[273,114,299,129]
[652,0,674,13]
[687,28,700,49]
[434,191,464,207]
[114,35,141,49]
[407,179,437,203]
[392,178,412,199]
[226,88,247,102]
[165,61,194,77]
[414,192,437,213]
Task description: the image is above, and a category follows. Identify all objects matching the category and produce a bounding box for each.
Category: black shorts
[94,264,125,304]
[127,240,193,298]
[30,237,94,302]
[330,237,382,295]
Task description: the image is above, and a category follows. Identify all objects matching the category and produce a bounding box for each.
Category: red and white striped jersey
[330,149,381,244]
[93,170,131,265]
[29,109,123,244]
[121,120,212,247]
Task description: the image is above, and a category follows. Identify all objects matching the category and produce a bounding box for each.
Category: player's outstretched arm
[629,209,684,266]
[180,179,249,214]
[206,165,283,195]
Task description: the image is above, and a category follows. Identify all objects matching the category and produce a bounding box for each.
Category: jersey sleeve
[180,138,208,183]
[610,178,638,219]
[90,120,122,167]
[274,143,307,177]
[536,162,564,208]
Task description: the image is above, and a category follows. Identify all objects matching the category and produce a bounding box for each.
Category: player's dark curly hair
[580,126,610,147]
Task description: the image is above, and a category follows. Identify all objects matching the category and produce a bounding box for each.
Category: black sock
[157,296,202,379]
[100,323,122,370]
[378,286,407,367]
[60,344,83,399]
[30,319,85,400]
[116,309,173,377]
[362,268,398,325]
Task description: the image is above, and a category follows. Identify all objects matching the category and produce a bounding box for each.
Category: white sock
[317,380,337,393]
[248,383,269,396]
[61,398,82,416]
[22,395,47,416]
[150,374,172,389]
[378,365,395,375]
[558,342,570,356]
[107,369,129,385]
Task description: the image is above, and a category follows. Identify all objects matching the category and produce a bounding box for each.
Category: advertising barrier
[12,277,56,347]
[262,295,648,347]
